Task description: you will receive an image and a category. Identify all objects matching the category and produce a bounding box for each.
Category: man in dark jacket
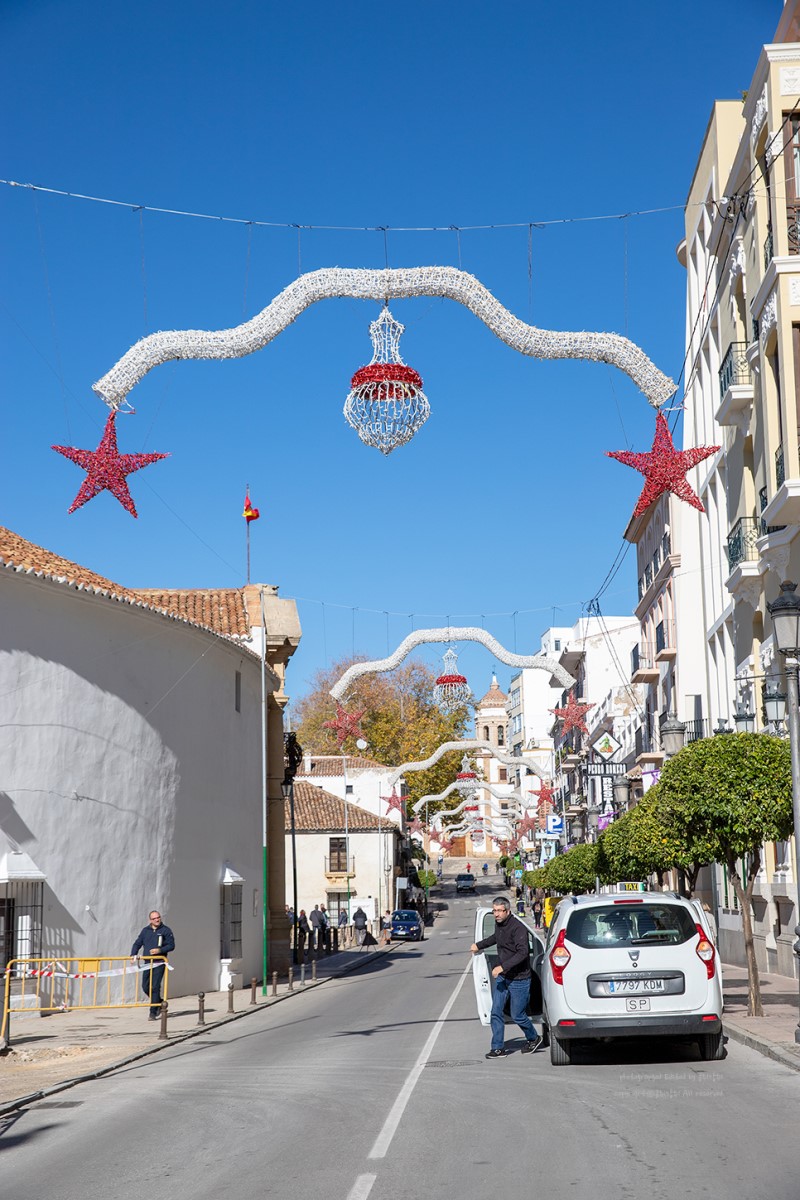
[130,910,175,1019]
[471,896,541,1058]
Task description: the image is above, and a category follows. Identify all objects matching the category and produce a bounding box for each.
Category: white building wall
[0,571,271,995]
[288,829,397,919]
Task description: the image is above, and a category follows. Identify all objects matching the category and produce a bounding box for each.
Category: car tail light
[549,929,571,984]
[695,923,715,979]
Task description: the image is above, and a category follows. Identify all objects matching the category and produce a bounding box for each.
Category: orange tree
[543,843,598,895]
[294,656,472,814]
[653,731,792,1017]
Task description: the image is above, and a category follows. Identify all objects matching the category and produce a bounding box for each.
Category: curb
[0,941,398,1118]
[723,1020,800,1074]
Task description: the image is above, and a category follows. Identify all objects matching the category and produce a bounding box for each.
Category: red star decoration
[550,691,594,736]
[517,815,538,839]
[52,412,168,518]
[438,835,455,852]
[381,790,406,817]
[408,817,425,837]
[607,411,719,519]
[324,703,366,747]
[528,781,554,812]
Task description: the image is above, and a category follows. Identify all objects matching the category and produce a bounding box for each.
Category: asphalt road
[2,877,800,1199]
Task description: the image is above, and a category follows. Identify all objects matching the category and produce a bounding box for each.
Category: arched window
[497,726,505,746]
[483,725,490,742]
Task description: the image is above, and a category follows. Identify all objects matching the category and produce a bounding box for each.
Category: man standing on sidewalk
[130,911,175,1020]
[470,896,541,1059]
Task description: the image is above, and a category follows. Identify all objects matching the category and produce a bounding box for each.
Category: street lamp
[661,713,687,758]
[733,703,757,734]
[612,777,631,813]
[765,684,787,729]
[767,579,800,1044]
[282,731,303,967]
[568,814,585,844]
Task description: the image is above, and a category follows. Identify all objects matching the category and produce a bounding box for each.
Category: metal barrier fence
[1,955,170,1047]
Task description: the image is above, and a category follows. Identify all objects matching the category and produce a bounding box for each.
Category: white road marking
[456,928,468,934]
[368,959,472,1159]
[346,1175,377,1200]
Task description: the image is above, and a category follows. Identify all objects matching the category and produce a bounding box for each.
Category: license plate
[625,997,650,1012]
[606,978,665,994]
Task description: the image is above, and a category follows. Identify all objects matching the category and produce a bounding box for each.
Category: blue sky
[1,0,778,706]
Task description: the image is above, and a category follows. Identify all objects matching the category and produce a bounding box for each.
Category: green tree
[294,657,472,813]
[417,869,438,891]
[595,793,704,890]
[654,732,792,1017]
[545,844,598,895]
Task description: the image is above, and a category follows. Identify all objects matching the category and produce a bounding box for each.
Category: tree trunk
[685,863,702,897]
[727,849,763,1017]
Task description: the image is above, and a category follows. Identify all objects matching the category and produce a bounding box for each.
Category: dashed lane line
[346,1174,377,1200]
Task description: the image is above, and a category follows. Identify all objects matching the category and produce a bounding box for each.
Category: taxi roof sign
[616,880,646,891]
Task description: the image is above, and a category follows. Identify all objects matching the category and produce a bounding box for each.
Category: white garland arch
[331,627,574,701]
[416,781,524,813]
[429,794,524,824]
[93,266,676,409]
[388,739,547,786]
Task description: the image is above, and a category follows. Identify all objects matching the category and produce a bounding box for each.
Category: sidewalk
[721,961,800,1071]
[0,939,394,1113]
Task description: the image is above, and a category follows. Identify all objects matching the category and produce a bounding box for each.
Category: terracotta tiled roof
[0,525,258,648]
[287,780,389,831]
[477,676,508,709]
[133,589,250,638]
[298,755,386,776]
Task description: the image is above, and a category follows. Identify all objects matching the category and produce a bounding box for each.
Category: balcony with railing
[634,717,665,764]
[717,340,754,426]
[324,855,355,878]
[777,444,786,488]
[654,619,676,661]
[631,642,659,684]
[764,225,774,271]
[760,440,800,528]
[759,484,786,537]
[726,516,760,571]
[788,202,800,255]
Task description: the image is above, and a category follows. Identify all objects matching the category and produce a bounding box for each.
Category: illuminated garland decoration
[432,647,471,712]
[550,690,594,736]
[52,412,168,518]
[607,411,719,518]
[93,267,677,411]
[430,794,524,825]
[344,308,430,454]
[323,703,366,746]
[389,739,546,787]
[331,627,575,701]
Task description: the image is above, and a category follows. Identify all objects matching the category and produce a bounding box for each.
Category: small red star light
[408,817,425,837]
[517,815,538,839]
[607,411,719,519]
[550,691,594,736]
[52,412,168,518]
[324,703,366,746]
[381,790,406,817]
[528,781,555,812]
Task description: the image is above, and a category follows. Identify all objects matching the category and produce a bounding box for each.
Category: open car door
[472,907,545,1027]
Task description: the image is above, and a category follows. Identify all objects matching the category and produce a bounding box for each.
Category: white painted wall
[286,829,398,919]
[0,571,273,995]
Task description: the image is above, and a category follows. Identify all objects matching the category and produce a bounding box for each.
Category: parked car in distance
[391,909,424,941]
[456,873,477,894]
[542,892,724,1066]
[472,905,545,1028]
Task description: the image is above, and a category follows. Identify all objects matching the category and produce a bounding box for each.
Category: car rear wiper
[630,932,673,943]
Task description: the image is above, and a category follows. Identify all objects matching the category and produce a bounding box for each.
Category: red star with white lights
[408,817,425,837]
[52,412,168,518]
[529,781,554,812]
[324,703,366,746]
[517,814,538,839]
[382,790,406,817]
[607,411,719,519]
[550,691,594,736]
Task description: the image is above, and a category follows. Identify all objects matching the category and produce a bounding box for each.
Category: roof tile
[287,780,390,831]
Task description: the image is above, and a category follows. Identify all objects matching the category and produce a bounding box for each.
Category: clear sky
[1,0,778,708]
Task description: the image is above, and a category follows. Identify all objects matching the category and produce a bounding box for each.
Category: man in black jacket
[130,911,175,1020]
[471,896,541,1058]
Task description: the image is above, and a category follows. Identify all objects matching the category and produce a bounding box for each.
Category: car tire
[698,1031,725,1061]
[549,1034,573,1066]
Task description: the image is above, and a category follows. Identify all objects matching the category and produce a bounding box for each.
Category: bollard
[197,991,206,1026]
[250,977,257,1005]
[288,966,294,991]
[332,928,339,953]
[228,981,235,1013]
[158,1001,169,1041]
[271,971,278,997]
[300,962,306,987]
[311,959,317,982]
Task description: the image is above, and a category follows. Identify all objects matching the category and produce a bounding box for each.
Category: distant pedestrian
[470,897,541,1059]
[353,906,368,946]
[338,908,348,929]
[297,910,310,958]
[319,904,330,952]
[310,904,324,952]
[532,899,543,929]
[466,862,471,874]
[381,910,392,944]
[130,910,175,1020]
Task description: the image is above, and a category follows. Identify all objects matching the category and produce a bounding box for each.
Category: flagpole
[246,482,251,584]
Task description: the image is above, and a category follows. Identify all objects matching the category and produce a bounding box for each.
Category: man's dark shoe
[485,1048,507,1058]
[521,1036,543,1054]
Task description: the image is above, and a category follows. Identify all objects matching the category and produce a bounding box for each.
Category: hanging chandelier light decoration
[432,647,471,713]
[455,754,478,791]
[343,306,430,455]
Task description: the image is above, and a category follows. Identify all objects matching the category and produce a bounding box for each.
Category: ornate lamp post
[767,579,800,1044]
[282,731,303,967]
[660,713,687,759]
[733,703,756,734]
[765,684,787,732]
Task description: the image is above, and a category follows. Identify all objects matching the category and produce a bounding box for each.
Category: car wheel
[549,1034,573,1066]
[698,1031,725,1061]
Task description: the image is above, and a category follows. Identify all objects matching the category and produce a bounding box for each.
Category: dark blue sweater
[131,923,175,957]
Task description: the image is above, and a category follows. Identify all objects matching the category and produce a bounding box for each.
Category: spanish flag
[243,491,260,523]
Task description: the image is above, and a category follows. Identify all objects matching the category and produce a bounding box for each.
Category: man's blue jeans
[490,974,538,1050]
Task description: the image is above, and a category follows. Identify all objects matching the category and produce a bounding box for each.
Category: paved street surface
[2,875,800,1199]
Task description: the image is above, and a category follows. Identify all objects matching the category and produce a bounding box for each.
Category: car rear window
[393,911,418,920]
[457,874,475,882]
[565,903,698,948]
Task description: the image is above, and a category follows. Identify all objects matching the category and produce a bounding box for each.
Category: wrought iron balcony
[760,484,786,537]
[631,643,658,681]
[788,202,800,255]
[662,530,671,558]
[718,341,752,400]
[684,718,708,743]
[777,445,785,489]
[725,516,760,570]
[764,225,774,271]
[655,619,676,657]
[325,855,355,876]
